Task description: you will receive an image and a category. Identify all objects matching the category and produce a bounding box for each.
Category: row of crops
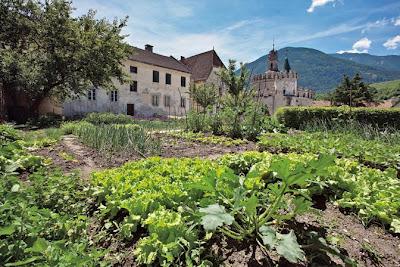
[0,125,104,266]
[1,113,400,266]
[90,146,399,265]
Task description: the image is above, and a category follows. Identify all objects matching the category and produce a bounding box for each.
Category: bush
[276,106,400,129]
[0,124,20,142]
[186,111,210,133]
[27,113,63,128]
[84,112,133,125]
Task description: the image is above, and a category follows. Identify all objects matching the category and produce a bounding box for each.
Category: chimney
[145,44,153,52]
[180,56,185,61]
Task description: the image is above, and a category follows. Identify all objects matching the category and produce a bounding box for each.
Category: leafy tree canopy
[0,0,132,117]
[332,73,377,107]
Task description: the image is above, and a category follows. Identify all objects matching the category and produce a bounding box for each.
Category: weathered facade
[252,47,314,114]
[63,45,192,118]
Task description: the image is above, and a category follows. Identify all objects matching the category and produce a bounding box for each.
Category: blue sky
[73,0,400,64]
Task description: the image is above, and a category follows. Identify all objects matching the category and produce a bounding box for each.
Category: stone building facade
[252,47,314,114]
[63,45,192,118]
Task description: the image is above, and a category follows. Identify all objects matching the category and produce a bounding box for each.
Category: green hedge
[275,106,400,129]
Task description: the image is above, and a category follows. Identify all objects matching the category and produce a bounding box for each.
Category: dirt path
[61,136,99,179]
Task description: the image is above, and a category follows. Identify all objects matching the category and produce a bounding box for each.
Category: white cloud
[383,35,400,49]
[337,37,371,54]
[395,17,400,26]
[362,18,390,33]
[307,0,337,13]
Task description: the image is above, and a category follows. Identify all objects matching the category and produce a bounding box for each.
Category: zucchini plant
[197,154,336,263]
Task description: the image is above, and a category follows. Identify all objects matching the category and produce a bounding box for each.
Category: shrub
[0,124,20,142]
[275,106,400,130]
[186,111,210,133]
[27,113,63,128]
[84,112,133,125]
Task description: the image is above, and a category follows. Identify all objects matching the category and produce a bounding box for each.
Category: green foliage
[0,170,104,266]
[185,61,268,140]
[189,84,218,112]
[259,132,400,168]
[0,0,132,117]
[84,112,133,125]
[186,111,211,133]
[133,119,185,131]
[92,153,356,264]
[27,114,63,128]
[276,106,400,130]
[61,121,161,155]
[0,124,20,143]
[301,118,400,145]
[370,79,400,100]
[168,131,247,146]
[332,73,377,106]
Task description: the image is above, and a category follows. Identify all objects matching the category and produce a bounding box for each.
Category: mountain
[331,53,400,72]
[244,47,400,93]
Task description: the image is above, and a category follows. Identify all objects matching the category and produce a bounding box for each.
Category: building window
[110,90,118,102]
[88,88,96,101]
[130,66,137,73]
[165,73,171,85]
[180,97,186,108]
[152,95,159,106]
[130,81,138,92]
[164,95,171,107]
[181,76,186,87]
[153,70,159,83]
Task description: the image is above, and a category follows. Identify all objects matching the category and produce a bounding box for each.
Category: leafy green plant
[168,131,247,146]
[0,124,20,143]
[0,170,105,266]
[259,132,400,169]
[196,154,335,263]
[84,112,133,125]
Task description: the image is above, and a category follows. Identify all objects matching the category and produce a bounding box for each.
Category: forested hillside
[244,47,400,92]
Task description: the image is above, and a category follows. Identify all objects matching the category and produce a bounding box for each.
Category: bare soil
[295,203,400,267]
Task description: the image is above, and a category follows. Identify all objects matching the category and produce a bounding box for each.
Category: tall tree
[332,73,376,106]
[0,0,132,120]
[218,60,261,138]
[188,83,218,113]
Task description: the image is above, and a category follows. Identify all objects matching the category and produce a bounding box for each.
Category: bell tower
[268,41,279,72]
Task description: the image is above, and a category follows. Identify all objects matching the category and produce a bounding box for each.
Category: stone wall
[251,70,314,114]
[63,59,191,118]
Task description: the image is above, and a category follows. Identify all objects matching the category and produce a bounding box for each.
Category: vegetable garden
[1,110,400,266]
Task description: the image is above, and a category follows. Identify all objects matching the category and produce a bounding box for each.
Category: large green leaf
[259,225,277,248]
[0,225,16,236]
[25,238,49,253]
[199,204,234,231]
[260,226,304,264]
[243,194,258,216]
[275,231,305,263]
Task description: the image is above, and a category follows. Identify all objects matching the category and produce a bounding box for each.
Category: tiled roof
[129,48,191,73]
[181,50,225,82]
